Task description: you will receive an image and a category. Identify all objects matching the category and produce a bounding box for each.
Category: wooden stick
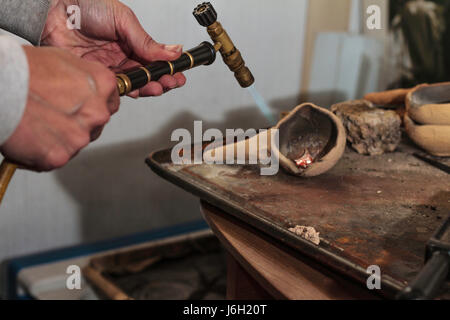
[0,160,18,205]
[83,266,132,300]
[364,88,412,105]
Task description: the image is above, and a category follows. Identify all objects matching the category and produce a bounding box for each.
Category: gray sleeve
[0,36,28,145]
[0,0,50,45]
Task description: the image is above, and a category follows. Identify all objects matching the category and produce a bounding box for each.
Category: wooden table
[147,143,450,299]
[201,201,378,300]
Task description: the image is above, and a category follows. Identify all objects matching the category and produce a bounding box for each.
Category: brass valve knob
[193,2,255,88]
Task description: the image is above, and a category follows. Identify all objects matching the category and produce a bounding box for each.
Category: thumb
[118,8,183,62]
[142,38,183,62]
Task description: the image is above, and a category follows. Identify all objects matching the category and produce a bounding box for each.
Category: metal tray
[146,142,450,298]
[84,230,226,300]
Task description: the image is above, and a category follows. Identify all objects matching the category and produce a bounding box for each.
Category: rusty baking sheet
[146,142,450,298]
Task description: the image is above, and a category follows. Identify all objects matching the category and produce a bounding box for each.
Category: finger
[158,75,178,90]
[75,98,111,132]
[111,59,141,73]
[107,90,121,115]
[32,104,88,166]
[0,105,65,170]
[127,90,139,99]
[173,72,186,88]
[138,41,183,63]
[86,64,120,121]
[90,126,104,142]
[118,7,183,63]
[139,81,163,97]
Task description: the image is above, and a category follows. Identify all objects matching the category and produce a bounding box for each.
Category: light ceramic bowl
[404,114,450,157]
[204,103,347,177]
[406,82,450,125]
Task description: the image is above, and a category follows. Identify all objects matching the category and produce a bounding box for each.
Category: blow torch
[117,2,254,95]
[0,2,255,204]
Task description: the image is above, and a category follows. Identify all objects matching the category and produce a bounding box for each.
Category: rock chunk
[288,226,320,245]
[331,100,401,156]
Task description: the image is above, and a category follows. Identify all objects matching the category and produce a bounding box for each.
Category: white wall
[0,0,308,262]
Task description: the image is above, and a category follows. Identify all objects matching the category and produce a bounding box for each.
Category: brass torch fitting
[207,21,254,88]
[193,2,254,88]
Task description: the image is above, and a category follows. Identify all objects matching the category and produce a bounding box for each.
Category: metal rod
[0,159,18,205]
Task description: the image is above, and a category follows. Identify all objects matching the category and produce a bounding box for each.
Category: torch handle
[116,41,216,96]
[0,160,18,205]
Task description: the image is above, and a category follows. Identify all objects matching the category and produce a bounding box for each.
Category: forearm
[0,36,28,145]
[0,0,50,45]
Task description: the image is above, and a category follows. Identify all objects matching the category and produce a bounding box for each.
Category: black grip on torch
[116,41,216,96]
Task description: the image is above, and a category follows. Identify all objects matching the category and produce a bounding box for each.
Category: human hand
[42,0,186,98]
[0,46,119,171]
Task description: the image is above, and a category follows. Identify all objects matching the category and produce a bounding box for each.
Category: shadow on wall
[54,102,290,244]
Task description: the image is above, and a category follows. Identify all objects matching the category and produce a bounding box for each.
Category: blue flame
[246,85,277,126]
